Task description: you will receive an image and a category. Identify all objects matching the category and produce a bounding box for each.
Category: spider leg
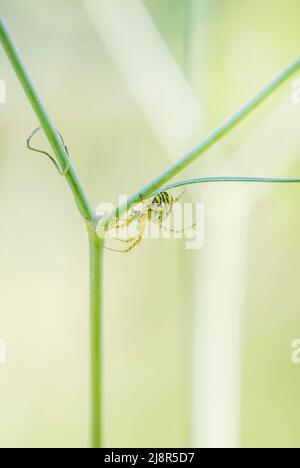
[172,190,185,203]
[138,197,150,215]
[106,232,139,244]
[104,237,140,252]
[159,222,197,234]
[110,203,148,231]
[105,218,147,253]
[151,204,173,223]
[161,205,173,221]
[105,215,139,240]
[110,217,135,230]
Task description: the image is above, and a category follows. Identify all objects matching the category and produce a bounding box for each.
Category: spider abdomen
[152,191,173,206]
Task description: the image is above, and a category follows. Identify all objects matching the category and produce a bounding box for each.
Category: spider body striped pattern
[152,191,173,206]
[105,190,195,253]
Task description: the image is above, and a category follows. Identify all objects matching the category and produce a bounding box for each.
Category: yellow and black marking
[152,191,173,206]
[105,189,191,253]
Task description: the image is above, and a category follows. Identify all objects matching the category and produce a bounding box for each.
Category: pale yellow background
[0,0,300,448]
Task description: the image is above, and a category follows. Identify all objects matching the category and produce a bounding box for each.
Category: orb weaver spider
[104,190,195,253]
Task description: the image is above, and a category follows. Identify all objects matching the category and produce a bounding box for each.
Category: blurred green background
[0,0,300,448]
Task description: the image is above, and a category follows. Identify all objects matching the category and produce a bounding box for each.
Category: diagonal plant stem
[97,56,300,232]
[0,17,102,448]
[1,13,300,450]
[0,17,94,224]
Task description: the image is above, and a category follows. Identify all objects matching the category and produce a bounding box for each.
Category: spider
[104,190,195,253]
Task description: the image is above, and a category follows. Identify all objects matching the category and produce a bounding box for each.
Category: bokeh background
[0,0,300,448]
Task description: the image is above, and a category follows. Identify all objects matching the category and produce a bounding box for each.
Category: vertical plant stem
[89,231,104,448]
[2,14,300,450]
[0,17,104,448]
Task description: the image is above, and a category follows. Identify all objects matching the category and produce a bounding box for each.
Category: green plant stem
[0,17,94,223]
[160,176,300,192]
[2,13,300,449]
[97,56,300,231]
[89,232,104,449]
[0,17,103,448]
